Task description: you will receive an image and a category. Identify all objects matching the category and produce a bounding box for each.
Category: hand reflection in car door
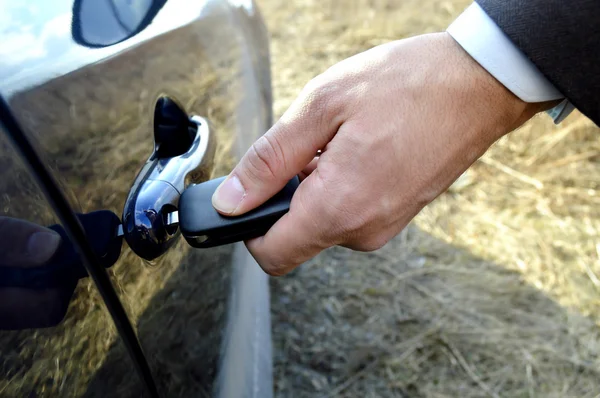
[0,217,75,330]
[0,206,125,330]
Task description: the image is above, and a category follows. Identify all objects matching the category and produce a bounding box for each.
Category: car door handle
[121,98,216,261]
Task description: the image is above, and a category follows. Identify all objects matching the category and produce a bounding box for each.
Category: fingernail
[212,175,245,214]
[27,231,61,264]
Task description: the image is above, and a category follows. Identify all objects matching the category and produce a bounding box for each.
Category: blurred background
[260,0,600,397]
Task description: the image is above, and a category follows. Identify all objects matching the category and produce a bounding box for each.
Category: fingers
[212,77,343,215]
[0,217,61,268]
[245,173,330,276]
[0,217,70,329]
[299,156,319,181]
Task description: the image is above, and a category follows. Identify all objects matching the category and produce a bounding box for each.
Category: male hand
[212,33,547,276]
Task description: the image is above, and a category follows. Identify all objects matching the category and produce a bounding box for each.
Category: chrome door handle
[122,98,216,261]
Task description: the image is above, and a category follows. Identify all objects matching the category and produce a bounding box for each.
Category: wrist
[441,32,541,142]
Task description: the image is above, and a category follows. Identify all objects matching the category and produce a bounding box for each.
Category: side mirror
[72,0,167,48]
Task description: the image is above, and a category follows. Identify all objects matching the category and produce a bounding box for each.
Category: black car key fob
[178,176,299,248]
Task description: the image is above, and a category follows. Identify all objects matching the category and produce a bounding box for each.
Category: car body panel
[0,0,273,395]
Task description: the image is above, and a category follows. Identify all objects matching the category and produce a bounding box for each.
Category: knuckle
[321,198,367,237]
[258,256,298,276]
[356,236,388,252]
[248,244,299,277]
[262,264,290,277]
[245,135,285,182]
[338,212,368,237]
[312,180,367,242]
[303,75,343,124]
[303,74,329,98]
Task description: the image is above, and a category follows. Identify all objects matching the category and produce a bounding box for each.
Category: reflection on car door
[0,0,274,396]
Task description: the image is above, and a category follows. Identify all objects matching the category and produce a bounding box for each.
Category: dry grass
[261,0,600,396]
[1,0,599,396]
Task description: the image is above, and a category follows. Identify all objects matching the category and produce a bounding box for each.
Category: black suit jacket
[476,0,600,125]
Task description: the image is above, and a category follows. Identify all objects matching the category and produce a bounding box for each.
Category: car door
[0,0,273,396]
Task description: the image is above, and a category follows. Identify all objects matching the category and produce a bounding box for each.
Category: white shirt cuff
[447,3,573,124]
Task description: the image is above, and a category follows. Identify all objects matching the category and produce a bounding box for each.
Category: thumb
[0,217,61,268]
[212,78,342,215]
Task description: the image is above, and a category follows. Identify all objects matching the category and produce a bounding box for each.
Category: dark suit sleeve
[476,0,600,125]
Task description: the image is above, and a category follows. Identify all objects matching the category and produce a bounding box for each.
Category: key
[177,176,299,248]
[3,177,297,289]
[116,176,299,248]
[0,177,296,329]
